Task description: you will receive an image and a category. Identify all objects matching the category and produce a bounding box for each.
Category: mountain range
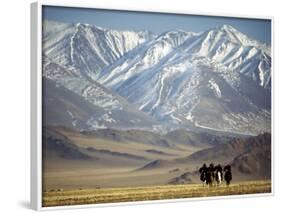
[43,126,271,189]
[42,20,271,136]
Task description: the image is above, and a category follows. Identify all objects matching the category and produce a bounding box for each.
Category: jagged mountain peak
[204,24,270,54]
[74,22,104,33]
[220,24,237,31]
[43,20,271,135]
[43,19,154,79]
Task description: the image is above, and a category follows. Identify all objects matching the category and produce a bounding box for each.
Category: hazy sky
[43,6,271,45]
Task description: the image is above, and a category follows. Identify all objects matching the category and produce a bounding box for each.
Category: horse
[199,164,208,187]
[205,169,212,186]
[214,164,223,186]
[208,163,215,186]
[223,165,232,186]
[202,163,215,187]
[215,170,222,185]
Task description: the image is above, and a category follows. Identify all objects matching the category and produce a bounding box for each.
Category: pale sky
[43,6,271,45]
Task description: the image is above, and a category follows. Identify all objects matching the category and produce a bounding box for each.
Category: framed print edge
[31,0,274,211]
[271,17,275,197]
[31,2,43,211]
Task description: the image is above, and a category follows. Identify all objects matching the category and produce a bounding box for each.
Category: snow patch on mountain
[209,78,222,98]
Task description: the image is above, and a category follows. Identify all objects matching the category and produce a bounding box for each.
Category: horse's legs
[202,180,206,187]
[217,172,222,186]
[226,180,230,187]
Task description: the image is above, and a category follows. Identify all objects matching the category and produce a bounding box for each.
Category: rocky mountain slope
[43,20,271,135]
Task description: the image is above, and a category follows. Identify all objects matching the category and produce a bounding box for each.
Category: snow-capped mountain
[43,20,153,79]
[43,20,162,131]
[97,25,271,135]
[43,20,271,135]
[180,25,271,88]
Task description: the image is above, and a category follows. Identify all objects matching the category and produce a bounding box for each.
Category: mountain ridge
[43,20,271,135]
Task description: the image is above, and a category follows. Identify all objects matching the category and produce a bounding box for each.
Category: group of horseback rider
[199,163,232,186]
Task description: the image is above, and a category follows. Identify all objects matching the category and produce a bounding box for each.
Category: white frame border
[31,0,274,211]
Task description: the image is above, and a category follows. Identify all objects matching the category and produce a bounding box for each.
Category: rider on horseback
[223,164,232,186]
[199,163,208,185]
[214,164,223,185]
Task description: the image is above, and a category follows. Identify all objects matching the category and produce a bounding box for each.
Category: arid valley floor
[42,126,271,206]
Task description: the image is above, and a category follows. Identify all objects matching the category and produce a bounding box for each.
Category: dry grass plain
[43,180,271,207]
